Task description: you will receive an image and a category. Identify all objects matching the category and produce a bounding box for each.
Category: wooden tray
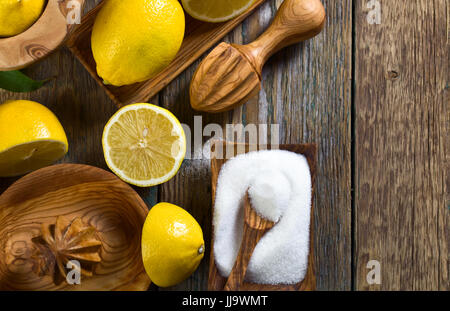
[66,0,268,107]
[0,164,150,291]
[209,142,317,291]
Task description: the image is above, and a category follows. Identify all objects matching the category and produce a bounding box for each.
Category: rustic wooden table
[0,0,447,291]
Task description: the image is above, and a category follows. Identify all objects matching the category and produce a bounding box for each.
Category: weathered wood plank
[239,0,353,290]
[159,0,352,290]
[354,0,448,290]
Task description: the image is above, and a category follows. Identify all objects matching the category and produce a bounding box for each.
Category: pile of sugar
[213,150,312,285]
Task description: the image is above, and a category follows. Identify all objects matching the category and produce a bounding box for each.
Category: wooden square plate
[66,0,268,107]
[209,142,317,291]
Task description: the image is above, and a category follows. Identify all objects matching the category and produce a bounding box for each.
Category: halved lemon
[181,0,255,23]
[102,104,186,187]
[0,100,68,177]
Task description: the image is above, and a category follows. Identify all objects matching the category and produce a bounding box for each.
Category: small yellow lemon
[142,203,205,287]
[0,100,68,177]
[0,0,46,37]
[91,0,185,86]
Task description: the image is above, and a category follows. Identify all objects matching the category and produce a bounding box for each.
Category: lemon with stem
[142,203,205,287]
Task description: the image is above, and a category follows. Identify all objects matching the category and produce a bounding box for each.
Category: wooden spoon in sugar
[223,192,275,291]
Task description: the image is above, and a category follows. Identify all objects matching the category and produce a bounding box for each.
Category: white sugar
[213,150,312,285]
[248,169,291,222]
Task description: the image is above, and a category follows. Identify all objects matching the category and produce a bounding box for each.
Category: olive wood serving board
[209,142,317,291]
[0,164,150,291]
[66,0,268,107]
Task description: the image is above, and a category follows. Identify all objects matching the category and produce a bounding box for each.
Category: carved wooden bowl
[0,164,150,291]
[0,0,85,71]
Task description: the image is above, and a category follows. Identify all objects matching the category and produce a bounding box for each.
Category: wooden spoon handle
[223,194,274,291]
[236,0,325,74]
[223,225,262,290]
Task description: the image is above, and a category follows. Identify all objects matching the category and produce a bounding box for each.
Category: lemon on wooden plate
[0,100,68,177]
[142,202,205,287]
[91,0,185,86]
[0,0,46,37]
[102,103,186,187]
[181,0,255,23]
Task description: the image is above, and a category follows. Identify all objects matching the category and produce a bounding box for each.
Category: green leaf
[0,70,49,93]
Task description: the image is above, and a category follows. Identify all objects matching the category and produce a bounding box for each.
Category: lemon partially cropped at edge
[91,0,185,86]
[0,0,46,37]
[142,203,205,287]
[0,100,68,177]
[182,0,255,23]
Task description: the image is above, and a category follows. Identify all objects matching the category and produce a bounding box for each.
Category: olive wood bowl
[0,0,85,71]
[0,164,150,291]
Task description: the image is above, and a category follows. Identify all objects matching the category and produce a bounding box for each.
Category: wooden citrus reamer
[0,164,150,291]
[190,0,326,113]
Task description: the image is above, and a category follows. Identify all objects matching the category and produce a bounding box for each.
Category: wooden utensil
[0,0,85,71]
[223,193,275,291]
[209,142,317,291]
[190,0,326,113]
[0,164,150,291]
[66,0,268,107]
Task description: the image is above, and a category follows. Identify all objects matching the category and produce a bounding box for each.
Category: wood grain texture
[0,0,85,71]
[190,0,326,113]
[223,193,275,291]
[159,0,352,291]
[234,0,325,74]
[354,0,448,290]
[235,0,352,290]
[0,164,150,291]
[189,42,262,113]
[66,0,268,107]
[0,0,445,292]
[0,0,353,291]
[209,142,317,291]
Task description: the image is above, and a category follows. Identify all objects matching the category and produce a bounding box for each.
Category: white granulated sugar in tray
[213,150,312,285]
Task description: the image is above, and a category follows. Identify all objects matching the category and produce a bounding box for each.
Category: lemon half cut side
[181,0,255,23]
[0,140,67,177]
[0,100,68,177]
[102,104,186,187]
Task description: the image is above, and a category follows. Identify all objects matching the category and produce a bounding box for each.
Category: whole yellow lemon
[91,0,185,86]
[0,0,46,37]
[142,203,205,287]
